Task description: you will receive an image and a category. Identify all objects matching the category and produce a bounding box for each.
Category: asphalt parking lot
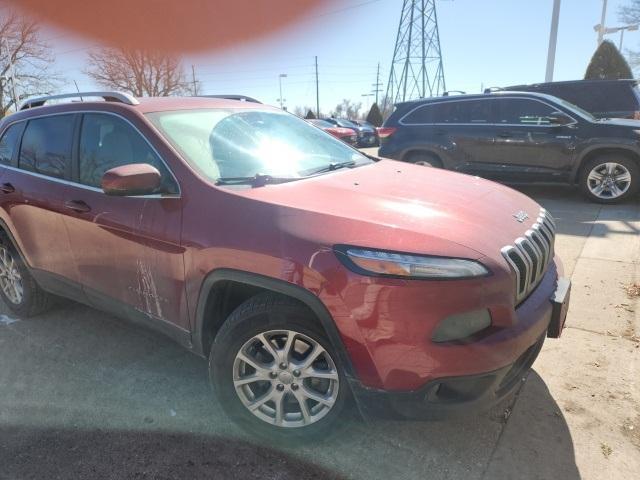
[0,179,638,479]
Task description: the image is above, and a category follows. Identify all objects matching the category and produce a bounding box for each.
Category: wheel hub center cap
[278,371,293,385]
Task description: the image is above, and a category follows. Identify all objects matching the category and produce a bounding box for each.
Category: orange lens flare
[7,0,331,53]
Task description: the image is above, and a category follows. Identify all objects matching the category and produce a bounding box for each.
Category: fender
[571,142,640,183]
[193,268,358,383]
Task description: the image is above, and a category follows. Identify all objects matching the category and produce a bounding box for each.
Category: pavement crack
[479,374,529,480]
[564,325,639,343]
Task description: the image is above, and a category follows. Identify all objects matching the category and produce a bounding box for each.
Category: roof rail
[483,87,504,94]
[20,91,139,110]
[199,94,262,104]
[442,90,466,96]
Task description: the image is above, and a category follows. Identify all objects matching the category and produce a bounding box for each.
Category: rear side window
[403,99,492,124]
[19,115,74,179]
[78,113,177,193]
[495,99,556,125]
[0,123,23,166]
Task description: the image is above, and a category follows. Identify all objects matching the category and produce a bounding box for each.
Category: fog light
[432,309,492,343]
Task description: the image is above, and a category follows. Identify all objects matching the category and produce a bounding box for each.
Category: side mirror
[547,112,573,126]
[101,163,161,196]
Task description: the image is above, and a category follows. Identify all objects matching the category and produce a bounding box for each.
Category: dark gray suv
[378,91,640,203]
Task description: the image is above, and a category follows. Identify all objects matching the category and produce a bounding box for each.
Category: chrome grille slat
[502,208,556,303]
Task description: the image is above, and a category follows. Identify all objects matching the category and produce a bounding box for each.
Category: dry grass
[623,282,640,298]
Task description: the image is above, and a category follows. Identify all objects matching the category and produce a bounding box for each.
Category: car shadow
[0,301,580,480]
[0,425,346,479]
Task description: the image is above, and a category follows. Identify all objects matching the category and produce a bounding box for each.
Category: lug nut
[293,370,300,377]
[269,371,278,379]
[276,384,285,391]
[291,384,299,391]
[279,362,288,369]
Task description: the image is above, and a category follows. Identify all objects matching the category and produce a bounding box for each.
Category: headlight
[335,247,490,279]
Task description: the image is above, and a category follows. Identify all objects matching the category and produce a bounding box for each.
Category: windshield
[552,97,597,121]
[147,109,370,183]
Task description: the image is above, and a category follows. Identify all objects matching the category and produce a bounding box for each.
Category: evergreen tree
[366,102,384,127]
[305,109,316,119]
[585,40,633,80]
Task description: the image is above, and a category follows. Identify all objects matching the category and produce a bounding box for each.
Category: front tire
[210,293,349,442]
[0,234,53,317]
[580,155,638,203]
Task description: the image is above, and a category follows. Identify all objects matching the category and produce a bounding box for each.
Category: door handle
[0,182,15,194]
[64,200,91,213]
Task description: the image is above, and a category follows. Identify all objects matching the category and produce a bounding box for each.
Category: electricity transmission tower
[384,0,446,110]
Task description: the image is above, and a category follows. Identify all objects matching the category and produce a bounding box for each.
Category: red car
[0,92,570,441]
[306,118,358,145]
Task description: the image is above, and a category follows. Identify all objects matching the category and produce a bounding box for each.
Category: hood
[595,117,640,128]
[233,160,542,260]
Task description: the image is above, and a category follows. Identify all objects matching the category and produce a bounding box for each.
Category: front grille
[501,208,556,304]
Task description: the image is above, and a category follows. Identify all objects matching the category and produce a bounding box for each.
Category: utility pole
[372,62,383,105]
[191,65,198,95]
[597,0,608,44]
[315,56,320,118]
[278,73,287,110]
[545,0,561,82]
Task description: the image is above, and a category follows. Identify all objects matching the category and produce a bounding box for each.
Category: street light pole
[598,0,608,44]
[545,0,561,82]
[361,93,373,112]
[598,24,639,50]
[278,73,287,110]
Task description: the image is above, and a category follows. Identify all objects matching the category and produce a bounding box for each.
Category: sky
[31,0,640,116]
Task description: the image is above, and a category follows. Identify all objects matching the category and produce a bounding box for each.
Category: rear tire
[0,234,53,317]
[210,293,349,443]
[579,155,639,204]
[405,151,442,168]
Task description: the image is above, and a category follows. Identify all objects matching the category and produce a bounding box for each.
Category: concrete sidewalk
[0,185,638,479]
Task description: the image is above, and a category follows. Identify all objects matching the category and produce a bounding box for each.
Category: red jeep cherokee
[0,92,570,440]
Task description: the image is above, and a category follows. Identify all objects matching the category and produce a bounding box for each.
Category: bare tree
[330,99,362,119]
[619,1,640,72]
[0,12,59,116]
[293,105,317,118]
[86,48,190,97]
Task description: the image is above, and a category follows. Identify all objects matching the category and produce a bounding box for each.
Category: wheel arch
[573,146,640,184]
[193,269,358,382]
[0,218,29,267]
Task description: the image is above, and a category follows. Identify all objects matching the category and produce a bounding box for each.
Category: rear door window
[403,99,492,124]
[0,122,24,166]
[495,99,557,126]
[19,115,75,179]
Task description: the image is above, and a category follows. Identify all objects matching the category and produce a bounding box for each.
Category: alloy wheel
[587,162,632,200]
[232,329,339,428]
[0,246,23,305]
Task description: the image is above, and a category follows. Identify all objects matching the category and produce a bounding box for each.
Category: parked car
[379,91,640,203]
[306,118,358,145]
[0,91,569,441]
[500,79,640,120]
[323,117,378,147]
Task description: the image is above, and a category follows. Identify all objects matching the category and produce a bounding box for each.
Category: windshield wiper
[302,161,357,177]
[215,173,299,187]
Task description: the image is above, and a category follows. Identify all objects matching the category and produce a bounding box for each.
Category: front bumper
[350,333,545,420]
[342,262,570,420]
